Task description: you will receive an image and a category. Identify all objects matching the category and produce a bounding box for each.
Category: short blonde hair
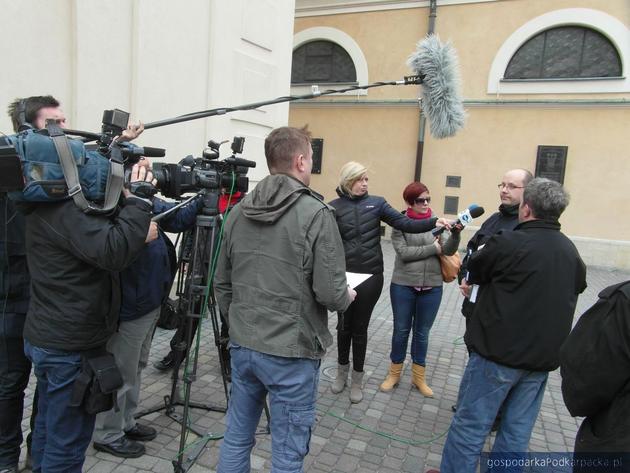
[339,161,368,194]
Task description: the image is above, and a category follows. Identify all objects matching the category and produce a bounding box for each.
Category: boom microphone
[432,204,484,236]
[407,34,466,139]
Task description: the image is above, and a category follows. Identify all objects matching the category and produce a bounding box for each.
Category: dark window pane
[581,30,622,77]
[541,27,583,78]
[504,26,621,80]
[290,47,306,83]
[291,40,357,84]
[506,34,545,79]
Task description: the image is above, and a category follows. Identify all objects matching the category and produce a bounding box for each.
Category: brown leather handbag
[439,252,461,283]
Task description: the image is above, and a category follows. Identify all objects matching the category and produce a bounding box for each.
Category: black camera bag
[70,347,123,415]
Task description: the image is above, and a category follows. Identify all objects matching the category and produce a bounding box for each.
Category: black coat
[0,195,30,314]
[23,198,152,351]
[459,203,519,318]
[560,281,630,453]
[328,189,437,274]
[119,197,201,322]
[465,219,587,371]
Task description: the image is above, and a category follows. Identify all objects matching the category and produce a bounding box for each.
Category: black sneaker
[93,436,145,458]
[154,352,174,372]
[125,423,157,441]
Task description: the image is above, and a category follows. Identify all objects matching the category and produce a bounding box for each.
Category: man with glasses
[452,169,533,421]
[458,169,533,313]
[431,178,586,473]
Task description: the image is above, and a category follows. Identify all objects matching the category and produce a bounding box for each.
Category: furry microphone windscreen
[407,34,466,139]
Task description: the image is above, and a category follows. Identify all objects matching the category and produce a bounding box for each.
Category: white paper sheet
[346,272,372,289]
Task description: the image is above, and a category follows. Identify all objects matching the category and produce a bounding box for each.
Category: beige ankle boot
[379,362,403,392]
[411,363,433,397]
[349,370,364,403]
[331,363,349,394]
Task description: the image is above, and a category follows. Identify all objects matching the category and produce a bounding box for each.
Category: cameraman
[1,95,67,473]
[92,158,203,459]
[215,126,355,472]
[11,99,153,471]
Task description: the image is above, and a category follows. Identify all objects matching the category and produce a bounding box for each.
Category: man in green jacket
[215,126,355,473]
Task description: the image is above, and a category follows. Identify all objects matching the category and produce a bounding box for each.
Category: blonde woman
[328,162,447,403]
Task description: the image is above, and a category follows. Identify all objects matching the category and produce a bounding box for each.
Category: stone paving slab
[19,241,630,472]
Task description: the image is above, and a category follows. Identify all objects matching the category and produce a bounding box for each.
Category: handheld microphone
[433,204,485,236]
[407,34,466,139]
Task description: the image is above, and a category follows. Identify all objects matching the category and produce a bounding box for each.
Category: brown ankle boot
[411,363,433,397]
[379,362,403,392]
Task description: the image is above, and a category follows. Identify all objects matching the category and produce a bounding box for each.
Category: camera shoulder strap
[47,123,123,215]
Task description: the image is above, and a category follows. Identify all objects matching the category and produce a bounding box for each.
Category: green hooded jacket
[215,173,351,359]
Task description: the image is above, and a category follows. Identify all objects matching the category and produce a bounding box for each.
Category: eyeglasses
[497,183,523,191]
[414,197,431,204]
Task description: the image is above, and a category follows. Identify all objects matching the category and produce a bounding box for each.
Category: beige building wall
[290,0,630,268]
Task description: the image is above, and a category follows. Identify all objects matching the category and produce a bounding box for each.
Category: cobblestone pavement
[19,241,630,472]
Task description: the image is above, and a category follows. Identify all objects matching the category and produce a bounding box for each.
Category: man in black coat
[458,168,533,318]
[453,169,533,419]
[560,280,630,471]
[436,178,587,473]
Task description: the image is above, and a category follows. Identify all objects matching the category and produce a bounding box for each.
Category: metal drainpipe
[414,0,437,181]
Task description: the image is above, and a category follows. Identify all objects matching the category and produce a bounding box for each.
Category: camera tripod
[135,191,269,472]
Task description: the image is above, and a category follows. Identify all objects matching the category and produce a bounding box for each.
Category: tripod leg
[208,303,231,401]
[263,398,271,434]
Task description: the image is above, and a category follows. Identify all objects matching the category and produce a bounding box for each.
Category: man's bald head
[498,169,533,206]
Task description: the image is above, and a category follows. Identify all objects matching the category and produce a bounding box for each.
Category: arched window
[505,26,621,80]
[291,40,357,84]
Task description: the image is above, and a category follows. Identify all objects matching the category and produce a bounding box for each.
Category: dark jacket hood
[241,174,314,224]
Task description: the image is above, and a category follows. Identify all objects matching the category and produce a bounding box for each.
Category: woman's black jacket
[328,189,437,274]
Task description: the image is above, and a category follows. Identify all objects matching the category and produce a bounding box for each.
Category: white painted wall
[0,0,296,182]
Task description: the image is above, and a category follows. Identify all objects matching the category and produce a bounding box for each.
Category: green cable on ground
[318,407,449,446]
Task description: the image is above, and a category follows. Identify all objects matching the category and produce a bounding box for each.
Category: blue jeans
[440,353,548,473]
[217,345,320,473]
[389,283,442,365]
[24,341,96,473]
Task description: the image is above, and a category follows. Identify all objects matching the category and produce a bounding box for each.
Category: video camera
[97,108,256,200]
[152,137,255,200]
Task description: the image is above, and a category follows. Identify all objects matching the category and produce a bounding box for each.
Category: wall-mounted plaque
[311,138,323,174]
[446,175,461,188]
[535,146,568,184]
[444,196,459,215]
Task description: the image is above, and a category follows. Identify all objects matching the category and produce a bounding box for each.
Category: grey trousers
[93,307,160,444]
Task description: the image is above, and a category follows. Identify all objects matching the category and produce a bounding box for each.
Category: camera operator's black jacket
[465,219,587,372]
[328,188,437,274]
[560,280,630,453]
[0,195,30,314]
[23,198,152,351]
